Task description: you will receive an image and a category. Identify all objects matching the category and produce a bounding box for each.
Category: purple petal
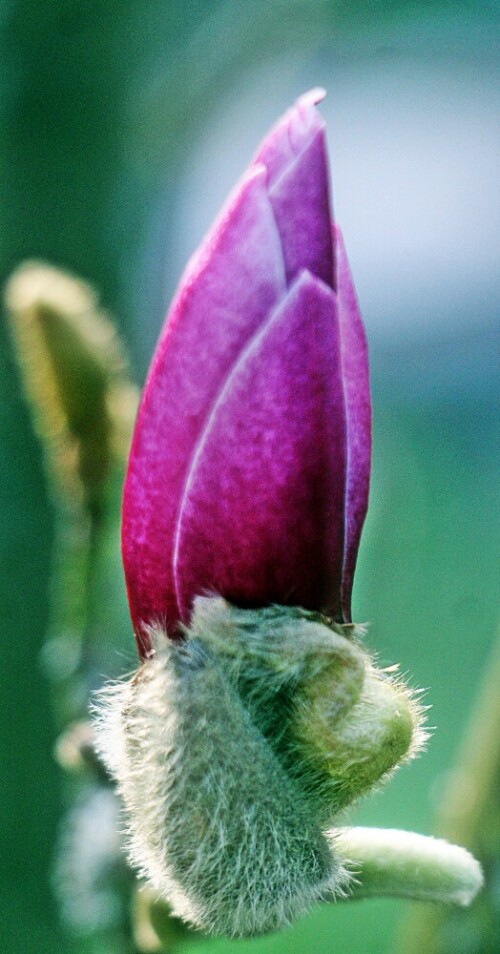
[122,166,286,650]
[123,93,371,653]
[252,89,334,288]
[336,227,372,621]
[173,271,347,623]
[252,89,325,185]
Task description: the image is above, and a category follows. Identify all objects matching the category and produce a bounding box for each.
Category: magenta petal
[253,89,334,289]
[252,89,325,185]
[173,271,347,624]
[122,166,286,651]
[122,93,372,653]
[268,128,334,288]
[336,227,372,621]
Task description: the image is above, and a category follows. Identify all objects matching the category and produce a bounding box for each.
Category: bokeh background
[0,2,498,953]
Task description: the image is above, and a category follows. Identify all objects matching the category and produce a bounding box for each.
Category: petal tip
[297,87,326,109]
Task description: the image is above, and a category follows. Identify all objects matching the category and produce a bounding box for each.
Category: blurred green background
[0,2,498,953]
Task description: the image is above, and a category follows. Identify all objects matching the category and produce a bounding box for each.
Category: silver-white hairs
[93,621,350,937]
[188,598,426,823]
[93,596,429,936]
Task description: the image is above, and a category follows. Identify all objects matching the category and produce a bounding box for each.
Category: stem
[333,827,482,906]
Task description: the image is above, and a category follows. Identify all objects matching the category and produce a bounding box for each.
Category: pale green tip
[333,827,483,907]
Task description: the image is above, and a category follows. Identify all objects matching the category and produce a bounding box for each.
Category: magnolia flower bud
[94,91,482,937]
[121,88,370,653]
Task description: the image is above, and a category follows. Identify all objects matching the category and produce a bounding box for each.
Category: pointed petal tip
[289,88,327,147]
[287,88,326,149]
[255,92,333,288]
[297,87,326,108]
[252,89,327,183]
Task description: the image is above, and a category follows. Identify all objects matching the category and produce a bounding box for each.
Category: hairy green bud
[93,596,480,938]
[94,624,348,937]
[190,597,425,822]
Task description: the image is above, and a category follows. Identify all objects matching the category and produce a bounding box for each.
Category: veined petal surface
[253,88,334,288]
[123,167,286,648]
[173,271,346,623]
